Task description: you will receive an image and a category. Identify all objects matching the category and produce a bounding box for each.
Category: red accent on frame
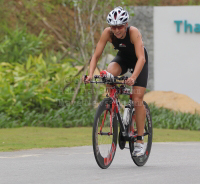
[100,110,108,133]
[130,94,132,99]
[115,103,119,113]
[109,88,117,98]
[109,88,117,134]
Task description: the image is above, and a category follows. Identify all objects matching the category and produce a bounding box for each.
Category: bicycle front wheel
[92,98,118,169]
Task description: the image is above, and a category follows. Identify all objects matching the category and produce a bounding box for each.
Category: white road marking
[0,154,42,159]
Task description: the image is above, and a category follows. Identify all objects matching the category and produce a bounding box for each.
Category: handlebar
[84,75,132,95]
[93,75,128,81]
[84,74,128,85]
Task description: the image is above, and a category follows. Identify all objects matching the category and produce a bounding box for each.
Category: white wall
[154,6,200,103]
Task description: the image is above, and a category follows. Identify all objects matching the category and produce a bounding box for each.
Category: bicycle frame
[99,86,133,137]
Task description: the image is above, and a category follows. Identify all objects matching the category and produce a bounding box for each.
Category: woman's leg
[131,49,148,144]
[107,62,122,76]
[106,62,122,93]
[132,86,146,144]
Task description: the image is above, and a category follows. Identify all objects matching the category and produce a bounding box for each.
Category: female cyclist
[83,6,148,157]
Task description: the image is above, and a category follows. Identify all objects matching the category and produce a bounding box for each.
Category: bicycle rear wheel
[92,98,118,169]
[129,101,153,166]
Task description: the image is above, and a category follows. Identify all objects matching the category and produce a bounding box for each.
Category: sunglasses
[110,25,125,30]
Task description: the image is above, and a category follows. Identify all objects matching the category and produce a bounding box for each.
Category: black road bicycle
[85,71,153,169]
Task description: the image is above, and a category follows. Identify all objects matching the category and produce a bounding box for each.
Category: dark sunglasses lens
[111,25,124,30]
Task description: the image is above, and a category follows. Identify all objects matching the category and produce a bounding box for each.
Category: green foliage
[149,103,200,130]
[0,104,96,128]
[188,0,196,5]
[149,0,162,6]
[0,53,104,128]
[0,25,47,64]
[0,54,74,115]
[42,2,55,14]
[49,0,67,6]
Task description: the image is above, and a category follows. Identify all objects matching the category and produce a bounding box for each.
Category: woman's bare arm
[89,27,111,77]
[129,26,146,81]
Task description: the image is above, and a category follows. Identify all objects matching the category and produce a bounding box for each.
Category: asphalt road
[0,142,200,184]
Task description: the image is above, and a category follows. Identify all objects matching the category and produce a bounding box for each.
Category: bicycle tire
[92,98,118,169]
[129,101,153,166]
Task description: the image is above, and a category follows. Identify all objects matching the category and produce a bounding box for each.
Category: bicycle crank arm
[123,132,149,142]
[123,136,136,142]
[98,132,113,135]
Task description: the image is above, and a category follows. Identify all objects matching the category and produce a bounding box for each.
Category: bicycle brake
[84,75,87,85]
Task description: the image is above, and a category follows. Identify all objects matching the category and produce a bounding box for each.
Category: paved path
[0,142,200,184]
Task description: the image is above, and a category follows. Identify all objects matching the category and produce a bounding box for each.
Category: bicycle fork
[99,100,125,136]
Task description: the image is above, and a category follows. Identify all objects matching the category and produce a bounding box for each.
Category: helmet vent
[114,12,117,20]
[123,18,127,22]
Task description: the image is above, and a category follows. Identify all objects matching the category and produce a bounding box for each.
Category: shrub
[0,25,47,64]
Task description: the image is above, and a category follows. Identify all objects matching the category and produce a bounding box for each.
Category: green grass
[0,127,199,152]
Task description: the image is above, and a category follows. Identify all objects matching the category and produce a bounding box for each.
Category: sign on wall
[174,20,200,33]
[154,6,200,103]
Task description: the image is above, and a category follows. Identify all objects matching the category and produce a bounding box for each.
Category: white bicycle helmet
[107,6,129,26]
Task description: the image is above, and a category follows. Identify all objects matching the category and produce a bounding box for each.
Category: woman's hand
[82,75,92,84]
[125,77,135,86]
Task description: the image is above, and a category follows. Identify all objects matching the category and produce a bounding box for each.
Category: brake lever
[84,75,87,85]
[123,76,128,84]
[94,75,100,79]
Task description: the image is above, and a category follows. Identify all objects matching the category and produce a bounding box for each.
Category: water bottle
[100,70,115,81]
[123,104,131,126]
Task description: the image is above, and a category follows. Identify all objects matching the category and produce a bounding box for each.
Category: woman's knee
[107,62,122,76]
[133,97,144,107]
[132,87,146,102]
